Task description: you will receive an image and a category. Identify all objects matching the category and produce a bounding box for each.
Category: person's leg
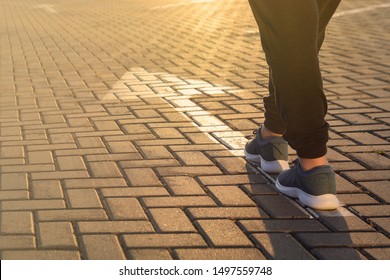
[247,0,341,209]
[249,0,340,164]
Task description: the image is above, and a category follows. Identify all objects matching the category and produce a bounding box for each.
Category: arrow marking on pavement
[34,4,58,14]
[334,3,390,18]
[104,67,248,156]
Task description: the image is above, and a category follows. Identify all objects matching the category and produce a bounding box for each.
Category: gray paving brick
[320,214,375,232]
[100,187,169,197]
[120,158,180,168]
[88,161,122,178]
[352,205,390,217]
[56,156,86,171]
[124,168,163,187]
[363,248,390,260]
[67,189,102,208]
[350,152,390,169]
[251,233,315,260]
[28,151,54,164]
[239,219,328,233]
[139,145,174,159]
[156,166,222,176]
[213,157,249,174]
[31,170,89,180]
[37,209,108,222]
[240,183,279,195]
[77,221,154,234]
[106,141,137,153]
[296,232,390,247]
[163,176,206,195]
[105,197,147,220]
[198,174,268,186]
[148,208,196,232]
[63,178,128,188]
[359,181,390,203]
[337,193,378,205]
[197,219,253,247]
[142,196,216,208]
[188,207,269,219]
[81,235,125,260]
[38,222,77,249]
[1,199,65,211]
[127,249,173,260]
[77,136,105,148]
[175,248,266,260]
[0,236,35,250]
[1,250,80,260]
[253,195,310,218]
[1,173,28,190]
[175,151,214,166]
[311,248,367,260]
[0,211,34,234]
[208,186,255,206]
[122,233,207,248]
[0,190,29,200]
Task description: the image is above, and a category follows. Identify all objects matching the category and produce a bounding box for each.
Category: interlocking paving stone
[163,176,206,195]
[0,211,34,234]
[127,249,173,260]
[77,221,154,234]
[1,250,81,260]
[207,186,256,206]
[124,168,163,187]
[37,209,108,222]
[122,234,208,248]
[362,248,390,260]
[188,207,269,219]
[0,0,388,260]
[239,219,328,233]
[351,205,390,218]
[197,219,254,247]
[142,196,217,208]
[148,208,197,232]
[81,235,126,260]
[311,248,367,260]
[295,232,390,247]
[359,181,390,203]
[66,189,102,208]
[174,248,266,260]
[370,218,390,234]
[251,233,315,260]
[253,195,310,218]
[38,222,77,249]
[105,197,147,220]
[0,236,36,250]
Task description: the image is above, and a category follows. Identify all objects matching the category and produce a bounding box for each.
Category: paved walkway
[0,0,389,260]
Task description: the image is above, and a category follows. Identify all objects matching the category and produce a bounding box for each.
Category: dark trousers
[249,0,341,158]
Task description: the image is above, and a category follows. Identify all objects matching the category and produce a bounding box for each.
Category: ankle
[299,156,329,171]
[261,126,283,139]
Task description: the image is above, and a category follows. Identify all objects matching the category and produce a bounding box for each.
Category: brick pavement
[0,0,389,260]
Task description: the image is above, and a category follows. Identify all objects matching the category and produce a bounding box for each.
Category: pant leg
[249,0,340,158]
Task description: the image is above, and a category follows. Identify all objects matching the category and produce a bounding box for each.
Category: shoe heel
[244,149,261,164]
[261,158,290,173]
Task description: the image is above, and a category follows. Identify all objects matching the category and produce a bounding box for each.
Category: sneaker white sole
[275,180,340,210]
[244,150,289,173]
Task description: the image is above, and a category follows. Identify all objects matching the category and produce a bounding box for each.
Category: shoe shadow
[242,162,366,260]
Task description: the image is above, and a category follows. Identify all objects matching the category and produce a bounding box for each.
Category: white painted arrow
[103,67,249,155]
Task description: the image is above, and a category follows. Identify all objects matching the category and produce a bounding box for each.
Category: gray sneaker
[276,160,340,210]
[244,127,289,173]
